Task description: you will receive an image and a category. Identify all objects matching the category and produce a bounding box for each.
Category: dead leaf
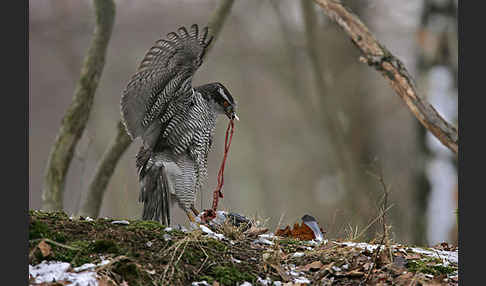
[276,222,321,240]
[270,264,291,282]
[344,270,364,278]
[404,253,421,260]
[321,262,336,273]
[422,282,443,286]
[290,223,316,240]
[38,240,51,257]
[98,276,117,286]
[244,226,268,237]
[298,261,323,272]
[212,281,220,286]
[394,272,414,285]
[275,225,292,237]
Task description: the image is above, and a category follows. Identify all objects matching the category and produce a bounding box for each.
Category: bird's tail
[137,146,171,226]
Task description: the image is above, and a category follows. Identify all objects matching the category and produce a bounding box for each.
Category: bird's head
[199,82,238,121]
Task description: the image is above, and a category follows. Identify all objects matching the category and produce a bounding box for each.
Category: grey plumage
[121,24,237,226]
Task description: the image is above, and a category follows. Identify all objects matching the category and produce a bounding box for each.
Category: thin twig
[362,165,391,284]
[30,238,81,251]
[354,203,394,241]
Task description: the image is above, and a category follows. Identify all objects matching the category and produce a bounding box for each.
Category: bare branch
[206,0,235,55]
[312,0,458,154]
[78,0,236,218]
[41,0,116,211]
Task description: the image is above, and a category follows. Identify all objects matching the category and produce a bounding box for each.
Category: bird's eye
[223,101,229,107]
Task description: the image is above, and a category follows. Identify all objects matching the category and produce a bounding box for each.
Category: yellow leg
[186,211,196,223]
[190,205,200,216]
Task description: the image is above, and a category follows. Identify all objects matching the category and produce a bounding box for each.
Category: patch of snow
[338,241,383,252]
[306,239,324,246]
[289,270,300,276]
[146,241,153,247]
[294,277,311,284]
[259,233,275,239]
[408,247,458,265]
[339,241,458,265]
[111,220,130,225]
[253,234,275,245]
[163,233,172,241]
[164,227,173,232]
[240,282,253,286]
[29,261,98,286]
[232,256,242,263]
[71,259,111,273]
[257,276,272,285]
[273,282,282,286]
[85,217,94,222]
[29,261,70,281]
[192,281,210,286]
[292,252,305,258]
[73,263,96,272]
[200,224,225,240]
[332,266,342,272]
[253,238,274,245]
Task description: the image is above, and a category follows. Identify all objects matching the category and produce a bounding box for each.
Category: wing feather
[121,24,212,140]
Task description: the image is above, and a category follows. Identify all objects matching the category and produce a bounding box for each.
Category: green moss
[112,260,152,286]
[52,232,67,243]
[114,262,140,283]
[209,265,256,285]
[406,259,456,276]
[29,220,50,239]
[46,240,91,266]
[70,240,91,249]
[40,239,121,267]
[204,239,227,252]
[126,220,166,231]
[30,210,70,220]
[198,275,214,284]
[183,247,205,265]
[91,239,120,253]
[278,238,305,252]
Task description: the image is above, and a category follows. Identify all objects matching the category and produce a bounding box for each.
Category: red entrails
[203,119,234,221]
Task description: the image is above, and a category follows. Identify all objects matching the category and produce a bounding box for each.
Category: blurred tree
[42,0,115,211]
[416,0,458,245]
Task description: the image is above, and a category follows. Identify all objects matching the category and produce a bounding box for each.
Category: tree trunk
[42,0,115,211]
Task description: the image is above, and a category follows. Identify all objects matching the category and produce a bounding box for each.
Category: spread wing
[121,24,213,140]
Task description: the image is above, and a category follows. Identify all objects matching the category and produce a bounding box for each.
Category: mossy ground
[29,210,458,285]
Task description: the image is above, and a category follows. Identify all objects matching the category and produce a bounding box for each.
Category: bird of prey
[120,24,238,226]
